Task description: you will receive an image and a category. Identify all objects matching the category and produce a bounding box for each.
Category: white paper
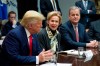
[60,50,79,55]
[84,50,93,58]
[40,62,72,66]
[84,50,93,62]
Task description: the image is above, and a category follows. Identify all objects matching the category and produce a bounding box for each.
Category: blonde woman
[38,11,62,52]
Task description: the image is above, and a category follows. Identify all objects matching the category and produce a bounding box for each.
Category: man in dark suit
[40,0,61,17]
[75,0,96,28]
[1,10,53,65]
[1,11,20,36]
[88,19,100,41]
[40,0,61,28]
[59,6,98,50]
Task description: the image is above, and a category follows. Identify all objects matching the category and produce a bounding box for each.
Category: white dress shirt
[50,0,57,11]
[82,0,88,10]
[25,28,39,64]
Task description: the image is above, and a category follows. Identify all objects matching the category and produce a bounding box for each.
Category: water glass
[78,47,84,58]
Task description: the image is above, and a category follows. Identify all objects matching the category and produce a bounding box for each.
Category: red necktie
[74,26,79,42]
[29,35,33,56]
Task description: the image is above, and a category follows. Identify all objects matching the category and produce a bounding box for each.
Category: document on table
[40,62,72,66]
[59,50,79,55]
[84,50,93,62]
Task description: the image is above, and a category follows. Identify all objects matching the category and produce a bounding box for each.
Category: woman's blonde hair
[47,11,62,24]
[20,10,45,27]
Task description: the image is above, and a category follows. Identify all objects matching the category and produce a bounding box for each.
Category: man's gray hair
[69,6,80,15]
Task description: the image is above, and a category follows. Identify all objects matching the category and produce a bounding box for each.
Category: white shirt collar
[25,28,31,38]
[50,0,57,11]
[72,24,78,30]
[82,0,88,3]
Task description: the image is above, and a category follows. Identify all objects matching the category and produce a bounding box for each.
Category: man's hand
[12,20,16,25]
[38,49,53,63]
[86,40,98,48]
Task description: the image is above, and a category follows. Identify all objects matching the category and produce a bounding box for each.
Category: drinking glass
[49,49,57,66]
[78,47,84,58]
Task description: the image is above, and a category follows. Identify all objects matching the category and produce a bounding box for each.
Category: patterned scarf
[46,27,59,52]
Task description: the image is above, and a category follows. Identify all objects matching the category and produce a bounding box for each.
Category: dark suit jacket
[88,19,100,41]
[1,25,41,65]
[75,0,96,27]
[1,21,20,36]
[75,0,96,15]
[40,0,61,17]
[59,21,90,50]
[38,28,61,51]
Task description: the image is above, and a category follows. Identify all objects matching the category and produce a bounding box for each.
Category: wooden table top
[58,48,100,66]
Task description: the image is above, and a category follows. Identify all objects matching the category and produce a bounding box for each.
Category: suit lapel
[20,26,29,51]
[32,34,37,51]
[67,21,76,41]
[87,1,90,10]
[78,24,81,42]
[55,0,59,10]
[48,0,54,10]
[80,1,85,10]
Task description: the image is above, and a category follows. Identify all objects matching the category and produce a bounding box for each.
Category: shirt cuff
[36,56,39,64]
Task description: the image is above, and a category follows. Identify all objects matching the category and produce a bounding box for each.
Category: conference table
[58,48,100,66]
[13,48,100,66]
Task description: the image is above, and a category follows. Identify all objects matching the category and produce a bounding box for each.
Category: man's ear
[27,23,33,28]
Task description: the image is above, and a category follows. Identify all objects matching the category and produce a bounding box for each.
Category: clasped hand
[87,40,98,48]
